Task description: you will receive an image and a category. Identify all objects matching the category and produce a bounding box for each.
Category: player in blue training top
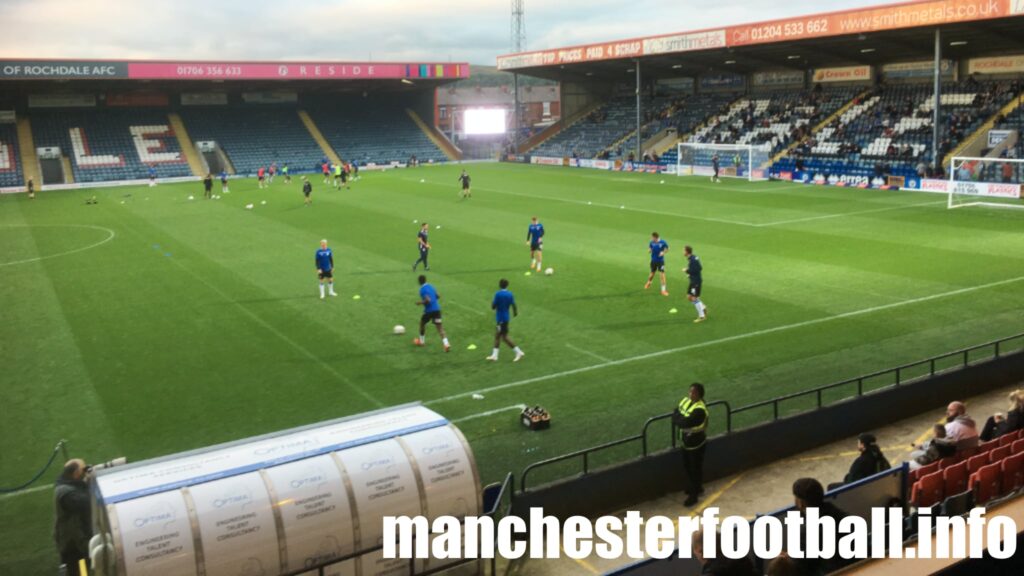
[220,170,229,194]
[487,278,525,362]
[414,275,450,352]
[645,232,670,296]
[412,222,430,271]
[526,216,545,274]
[315,239,338,299]
[711,153,721,183]
[684,245,708,323]
[147,164,157,187]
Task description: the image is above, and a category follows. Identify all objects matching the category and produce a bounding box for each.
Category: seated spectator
[909,424,957,470]
[829,433,890,489]
[765,554,801,576]
[691,529,757,576]
[980,390,1023,442]
[944,401,980,450]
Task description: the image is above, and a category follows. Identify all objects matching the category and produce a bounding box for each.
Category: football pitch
[3,162,1024,570]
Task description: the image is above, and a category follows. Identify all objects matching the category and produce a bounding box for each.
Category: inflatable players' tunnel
[90,404,481,576]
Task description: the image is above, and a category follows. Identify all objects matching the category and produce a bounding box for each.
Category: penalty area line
[425,274,1024,406]
[452,404,528,424]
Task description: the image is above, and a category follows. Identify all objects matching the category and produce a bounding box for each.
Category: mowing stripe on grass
[0,484,52,501]
[426,274,1024,405]
[165,256,384,408]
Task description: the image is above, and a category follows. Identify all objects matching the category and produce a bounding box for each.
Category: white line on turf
[755,200,945,227]
[565,342,612,363]
[425,274,1024,405]
[165,258,385,408]
[0,484,52,501]
[453,404,528,423]
[0,225,116,267]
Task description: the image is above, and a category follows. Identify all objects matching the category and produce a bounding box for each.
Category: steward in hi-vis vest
[673,382,709,507]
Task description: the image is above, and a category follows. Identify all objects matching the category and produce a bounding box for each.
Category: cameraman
[53,459,92,569]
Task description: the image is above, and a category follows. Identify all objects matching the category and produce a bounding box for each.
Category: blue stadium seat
[0,123,23,188]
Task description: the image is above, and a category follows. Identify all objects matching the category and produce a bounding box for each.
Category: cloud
[0,0,890,64]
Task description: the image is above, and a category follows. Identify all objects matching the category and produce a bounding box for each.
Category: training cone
[352,294,361,300]
[467,344,477,350]
[524,271,532,276]
[669,308,679,314]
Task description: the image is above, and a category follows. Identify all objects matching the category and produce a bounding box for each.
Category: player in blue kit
[684,245,708,323]
[486,278,525,362]
[645,232,670,296]
[414,275,450,352]
[711,153,721,183]
[526,217,544,273]
[412,222,430,271]
[315,239,338,299]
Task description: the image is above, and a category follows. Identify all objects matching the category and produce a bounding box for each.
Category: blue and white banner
[881,60,955,80]
[752,70,804,87]
[699,73,745,91]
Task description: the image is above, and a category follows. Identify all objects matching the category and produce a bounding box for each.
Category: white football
[660,180,665,184]
[544,267,554,276]
[393,325,406,335]
[261,200,266,205]
[245,203,254,210]
[187,195,194,200]
[420,179,425,183]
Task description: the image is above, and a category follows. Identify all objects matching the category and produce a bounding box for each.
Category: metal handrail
[518,332,1023,493]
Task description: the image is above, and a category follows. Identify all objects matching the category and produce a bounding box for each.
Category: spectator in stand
[792,478,849,575]
[909,424,957,470]
[1002,162,1014,184]
[765,555,801,576]
[945,401,980,450]
[917,162,929,178]
[53,459,92,569]
[691,529,757,576]
[980,390,1023,442]
[829,433,890,490]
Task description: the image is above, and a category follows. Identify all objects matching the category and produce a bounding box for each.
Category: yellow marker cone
[352,294,361,300]
[467,344,478,350]
[669,308,678,314]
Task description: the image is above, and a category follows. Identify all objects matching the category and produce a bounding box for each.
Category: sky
[0,0,895,65]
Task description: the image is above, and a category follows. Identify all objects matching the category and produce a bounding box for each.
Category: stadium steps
[603,122,642,160]
[16,118,39,186]
[943,89,1024,168]
[297,110,342,165]
[167,113,206,177]
[519,101,603,154]
[769,88,872,165]
[405,109,461,161]
[60,156,74,184]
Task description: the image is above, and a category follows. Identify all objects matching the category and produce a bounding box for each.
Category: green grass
[3,163,1024,571]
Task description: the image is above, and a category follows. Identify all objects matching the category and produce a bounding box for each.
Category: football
[544,267,554,276]
[393,325,406,335]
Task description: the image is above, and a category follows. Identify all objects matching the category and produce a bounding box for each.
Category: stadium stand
[29,109,192,183]
[779,80,1020,179]
[177,106,324,176]
[688,87,859,158]
[0,122,23,187]
[304,94,448,165]
[532,95,681,159]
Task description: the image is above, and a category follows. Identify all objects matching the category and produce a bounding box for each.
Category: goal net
[948,156,1024,209]
[676,143,770,182]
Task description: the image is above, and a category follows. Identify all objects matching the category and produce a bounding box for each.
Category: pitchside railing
[520,332,1024,492]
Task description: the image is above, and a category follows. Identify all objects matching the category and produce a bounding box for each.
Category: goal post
[948,156,1024,210]
[676,143,770,182]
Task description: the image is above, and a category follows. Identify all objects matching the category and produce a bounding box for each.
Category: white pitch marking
[426,274,1024,405]
[452,404,528,423]
[0,483,52,501]
[565,342,611,363]
[0,225,116,267]
[755,200,945,227]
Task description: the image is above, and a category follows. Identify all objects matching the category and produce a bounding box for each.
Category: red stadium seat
[989,445,1011,464]
[966,454,989,475]
[969,463,1002,504]
[942,461,970,496]
[978,439,999,455]
[998,433,1016,447]
[1001,452,1024,493]
[1012,439,1024,455]
[937,456,958,470]
[958,446,978,460]
[911,471,945,508]
[910,460,940,484]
